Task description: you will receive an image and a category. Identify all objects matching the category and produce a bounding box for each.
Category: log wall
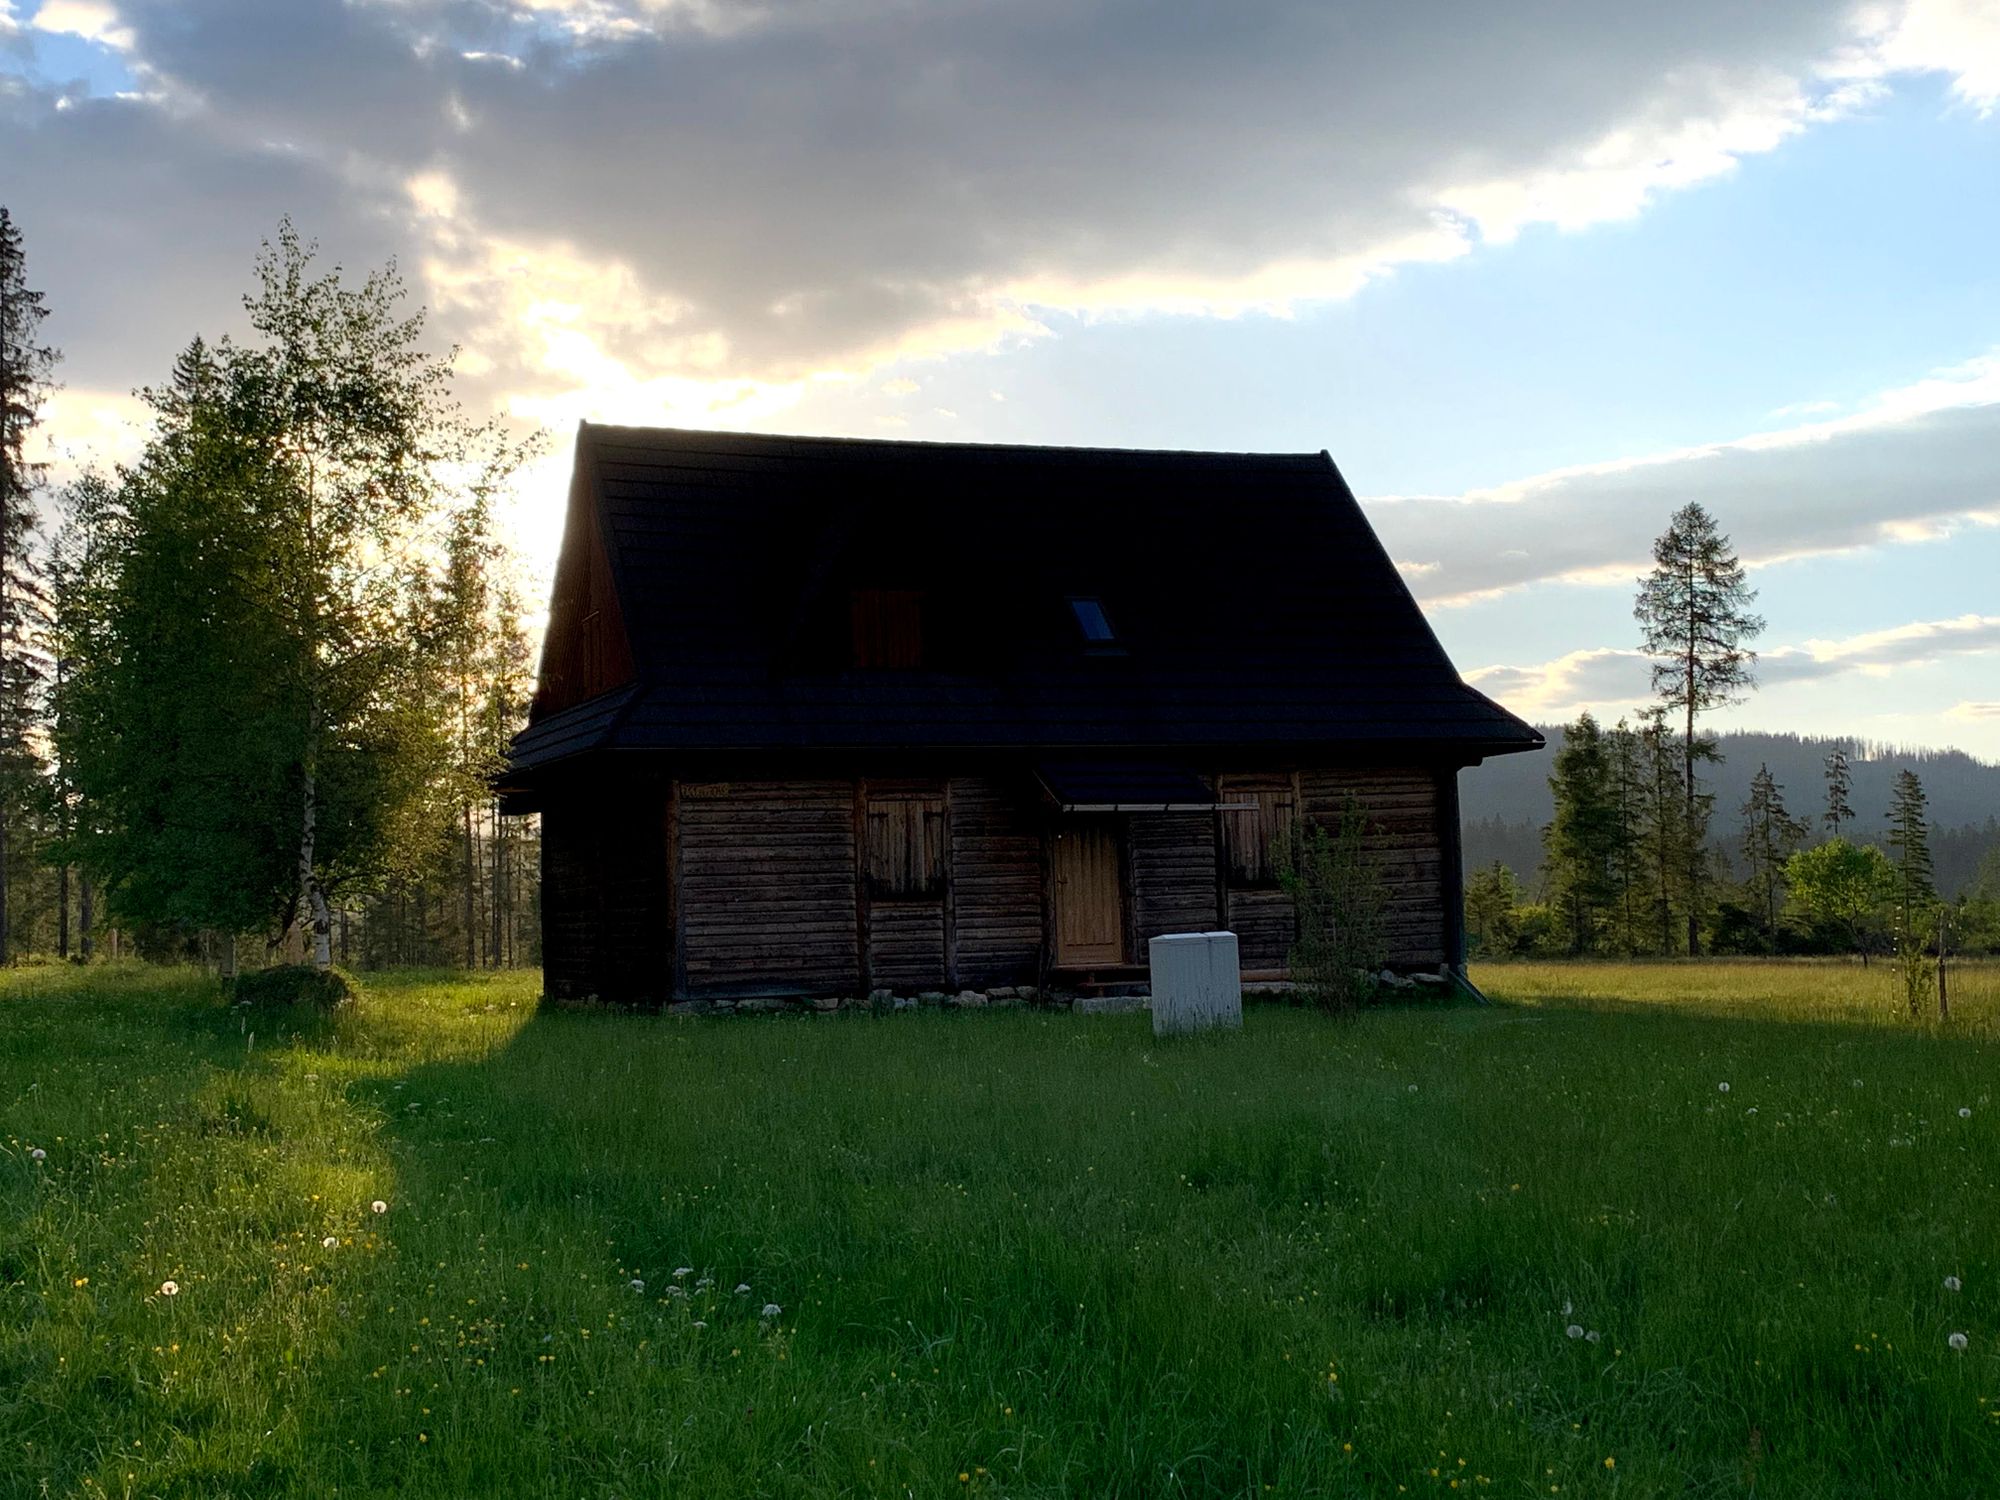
[678,780,860,995]
[947,776,1043,987]
[1128,812,1220,943]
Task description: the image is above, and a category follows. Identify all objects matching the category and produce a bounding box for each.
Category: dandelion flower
[1960,1108,1973,1119]
[629,1279,646,1293]
[323,1236,338,1249]
[159,1280,180,1297]
[734,1283,751,1295]
[1946,1276,1963,1292]
[371,1200,388,1215]
[29,1147,46,1161]
[1565,1325,1584,1340]
[762,1303,782,1319]
[1949,1332,1969,1351]
[1717,1082,1730,1093]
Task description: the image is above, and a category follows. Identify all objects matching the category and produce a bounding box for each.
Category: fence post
[1936,907,1948,1021]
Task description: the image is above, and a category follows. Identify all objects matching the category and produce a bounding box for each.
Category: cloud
[1949,701,2000,720]
[3,0,1992,411]
[1372,354,2000,606]
[1469,613,2000,719]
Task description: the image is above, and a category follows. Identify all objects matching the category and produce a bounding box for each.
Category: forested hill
[1462,729,2000,893]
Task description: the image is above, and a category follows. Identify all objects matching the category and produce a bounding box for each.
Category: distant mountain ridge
[1461,727,2000,894]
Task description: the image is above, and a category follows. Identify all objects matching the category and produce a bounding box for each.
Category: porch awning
[1035,759,1249,813]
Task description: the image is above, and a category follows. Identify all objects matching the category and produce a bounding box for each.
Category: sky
[3,0,1999,761]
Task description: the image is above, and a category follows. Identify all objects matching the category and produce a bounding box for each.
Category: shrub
[229,964,357,1010]
[1275,797,1387,1013]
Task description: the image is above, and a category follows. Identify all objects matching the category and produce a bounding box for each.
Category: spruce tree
[1740,763,1807,940]
[1634,502,1764,956]
[1543,711,1619,954]
[1637,706,1687,955]
[1823,748,1855,836]
[0,207,58,962]
[1887,769,1938,1016]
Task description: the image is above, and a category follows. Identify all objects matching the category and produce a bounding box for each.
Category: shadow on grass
[256,978,2000,1494]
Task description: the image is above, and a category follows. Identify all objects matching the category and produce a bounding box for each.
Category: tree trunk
[463,799,477,969]
[490,801,505,968]
[300,759,332,970]
[1683,692,1700,958]
[57,862,69,959]
[219,930,237,980]
[79,873,93,961]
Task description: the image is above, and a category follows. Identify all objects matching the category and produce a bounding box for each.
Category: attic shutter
[1221,776,1295,887]
[851,590,925,668]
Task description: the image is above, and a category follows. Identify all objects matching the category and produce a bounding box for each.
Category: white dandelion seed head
[692,1319,708,1330]
[1585,1330,1601,1343]
[734,1283,751,1295]
[629,1278,646,1293]
[1565,1324,1584,1340]
[1561,1300,1572,1316]
[1959,1108,1973,1119]
[1407,1084,1418,1093]
[1717,1082,1730,1093]
[159,1280,180,1297]
[29,1147,45,1161]
[371,1200,388,1214]
[322,1236,338,1249]
[1746,1107,1758,1116]
[762,1303,782,1319]
[1949,1332,1969,1351]
[1946,1276,1963,1292]
[673,1267,692,1279]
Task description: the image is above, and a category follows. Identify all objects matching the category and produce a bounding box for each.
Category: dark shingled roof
[508,424,1542,773]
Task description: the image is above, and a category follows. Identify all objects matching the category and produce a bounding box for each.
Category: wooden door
[1054,822,1124,967]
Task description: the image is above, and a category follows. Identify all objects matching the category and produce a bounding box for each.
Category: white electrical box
[1148,930,1243,1037]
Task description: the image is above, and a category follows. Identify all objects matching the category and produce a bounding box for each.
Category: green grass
[4,959,1999,1497]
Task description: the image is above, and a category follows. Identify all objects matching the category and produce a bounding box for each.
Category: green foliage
[61,223,530,966]
[229,962,357,1010]
[1275,797,1387,1011]
[5,962,2000,1494]
[1463,860,1523,957]
[1784,838,1895,957]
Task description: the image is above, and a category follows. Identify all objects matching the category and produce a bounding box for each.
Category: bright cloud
[1371,353,2000,607]
[6,0,1996,412]
[1468,613,2000,721]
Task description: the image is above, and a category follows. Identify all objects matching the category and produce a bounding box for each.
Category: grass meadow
[4,960,1999,1498]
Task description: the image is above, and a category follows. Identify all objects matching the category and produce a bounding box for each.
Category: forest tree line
[1,209,540,972]
[1464,501,1994,981]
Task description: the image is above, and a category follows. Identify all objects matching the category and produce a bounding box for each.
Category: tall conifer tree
[1823,748,1855,836]
[0,207,58,962]
[1634,502,1763,956]
[1740,763,1807,940]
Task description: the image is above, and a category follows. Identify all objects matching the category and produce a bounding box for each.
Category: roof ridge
[580,420,1330,465]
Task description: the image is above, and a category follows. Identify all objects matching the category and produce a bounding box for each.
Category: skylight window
[1069,597,1116,643]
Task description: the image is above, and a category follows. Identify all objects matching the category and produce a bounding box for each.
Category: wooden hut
[501,424,1541,1002]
